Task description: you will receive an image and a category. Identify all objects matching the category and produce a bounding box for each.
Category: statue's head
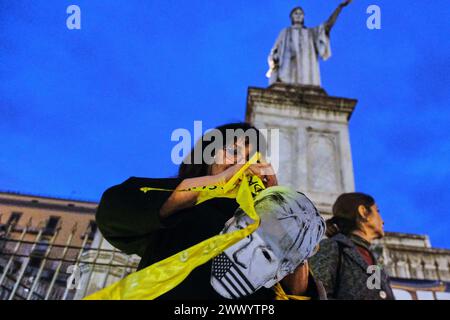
[290,7,305,26]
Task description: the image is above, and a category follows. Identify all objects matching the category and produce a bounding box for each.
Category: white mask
[210,186,325,299]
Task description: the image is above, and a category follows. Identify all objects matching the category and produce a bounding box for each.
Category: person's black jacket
[309,233,395,300]
[96,176,326,300]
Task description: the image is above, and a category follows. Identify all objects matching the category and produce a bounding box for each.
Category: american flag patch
[211,253,256,298]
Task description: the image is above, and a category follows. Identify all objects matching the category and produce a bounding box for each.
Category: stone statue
[266,0,352,86]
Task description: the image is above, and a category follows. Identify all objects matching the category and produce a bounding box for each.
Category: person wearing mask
[95,122,326,300]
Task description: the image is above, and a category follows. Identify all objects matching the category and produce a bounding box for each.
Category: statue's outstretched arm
[325,0,352,34]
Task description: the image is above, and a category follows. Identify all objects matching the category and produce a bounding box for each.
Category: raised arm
[160,162,278,218]
[325,0,352,34]
[96,163,277,256]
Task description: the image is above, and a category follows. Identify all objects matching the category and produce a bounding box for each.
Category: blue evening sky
[1,1,449,247]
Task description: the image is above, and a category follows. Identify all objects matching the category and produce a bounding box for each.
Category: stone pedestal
[246,83,357,215]
[73,232,140,300]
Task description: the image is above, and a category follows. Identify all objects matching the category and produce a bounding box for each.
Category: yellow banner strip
[84,154,263,300]
[273,283,311,300]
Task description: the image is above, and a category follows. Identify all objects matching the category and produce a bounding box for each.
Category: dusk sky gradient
[1,1,449,247]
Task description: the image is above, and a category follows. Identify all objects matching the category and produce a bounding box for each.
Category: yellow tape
[273,283,311,300]
[84,153,265,300]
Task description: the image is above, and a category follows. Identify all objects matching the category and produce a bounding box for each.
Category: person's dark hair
[325,192,375,237]
[178,122,265,179]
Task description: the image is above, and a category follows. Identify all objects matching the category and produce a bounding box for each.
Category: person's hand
[246,163,278,188]
[213,163,245,184]
[214,162,278,188]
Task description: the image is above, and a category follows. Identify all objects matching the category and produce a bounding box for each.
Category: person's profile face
[367,203,384,238]
[290,8,304,25]
[372,203,385,237]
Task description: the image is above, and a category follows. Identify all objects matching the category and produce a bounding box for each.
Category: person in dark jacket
[95,122,326,300]
[309,192,395,300]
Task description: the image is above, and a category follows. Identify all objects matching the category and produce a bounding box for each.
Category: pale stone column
[73,230,140,299]
[246,83,357,216]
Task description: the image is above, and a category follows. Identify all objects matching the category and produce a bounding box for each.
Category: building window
[43,216,60,235]
[7,212,22,226]
[30,238,50,268]
[87,220,97,240]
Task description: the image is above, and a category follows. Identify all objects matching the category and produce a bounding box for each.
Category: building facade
[0,191,110,300]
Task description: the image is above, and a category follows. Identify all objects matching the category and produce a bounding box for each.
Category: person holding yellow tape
[92,122,326,300]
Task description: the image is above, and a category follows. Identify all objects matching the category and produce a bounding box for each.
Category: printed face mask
[210,186,325,299]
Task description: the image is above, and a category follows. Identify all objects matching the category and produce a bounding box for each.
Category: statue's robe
[266,24,331,86]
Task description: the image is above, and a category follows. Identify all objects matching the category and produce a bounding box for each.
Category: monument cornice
[247,84,357,121]
[384,244,450,255]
